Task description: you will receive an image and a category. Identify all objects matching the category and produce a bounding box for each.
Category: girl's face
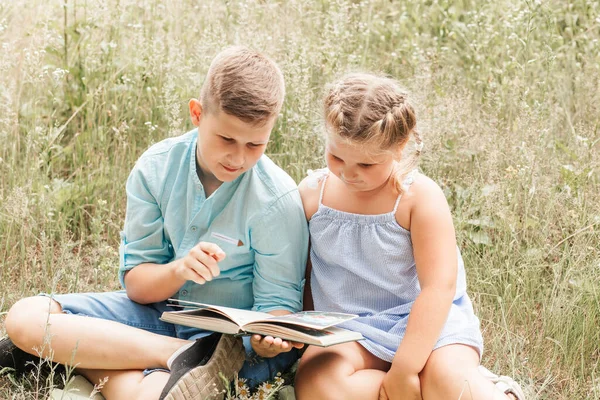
[325,134,400,192]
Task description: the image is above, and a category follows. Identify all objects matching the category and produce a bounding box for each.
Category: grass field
[0,0,599,398]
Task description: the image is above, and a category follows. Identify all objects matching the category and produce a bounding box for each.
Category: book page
[248,311,358,330]
[160,310,242,335]
[245,324,364,347]
[168,298,274,327]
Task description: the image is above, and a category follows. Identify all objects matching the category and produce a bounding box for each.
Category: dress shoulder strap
[305,168,330,206]
[318,174,329,205]
[392,169,418,214]
[392,192,403,214]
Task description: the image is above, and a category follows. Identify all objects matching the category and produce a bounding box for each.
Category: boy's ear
[189,99,203,126]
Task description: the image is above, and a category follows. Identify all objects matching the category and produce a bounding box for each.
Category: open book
[160,299,364,347]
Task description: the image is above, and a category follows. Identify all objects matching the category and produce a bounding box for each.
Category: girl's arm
[391,177,459,377]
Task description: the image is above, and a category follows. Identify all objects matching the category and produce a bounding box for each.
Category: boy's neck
[195,159,223,197]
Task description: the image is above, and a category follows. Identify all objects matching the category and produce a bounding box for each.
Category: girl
[294,73,524,400]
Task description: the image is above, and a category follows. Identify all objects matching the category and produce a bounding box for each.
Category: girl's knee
[295,359,343,400]
[295,376,339,400]
[420,345,480,397]
[5,296,62,348]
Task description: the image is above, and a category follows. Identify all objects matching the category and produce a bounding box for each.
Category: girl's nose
[342,167,358,180]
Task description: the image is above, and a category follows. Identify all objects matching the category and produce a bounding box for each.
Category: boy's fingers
[251,334,271,348]
[188,258,214,282]
[193,246,222,278]
[179,267,206,285]
[206,261,220,278]
[251,334,262,342]
[198,242,226,261]
[251,335,302,354]
[190,251,220,280]
[262,336,275,347]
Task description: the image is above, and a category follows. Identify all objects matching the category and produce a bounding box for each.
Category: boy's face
[189,99,274,183]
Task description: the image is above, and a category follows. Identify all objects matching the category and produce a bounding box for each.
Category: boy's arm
[124,261,185,303]
[250,189,309,313]
[124,240,224,304]
[248,189,309,357]
[297,174,320,312]
[302,246,314,311]
[119,158,190,303]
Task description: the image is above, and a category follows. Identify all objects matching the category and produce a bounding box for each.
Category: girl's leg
[419,344,511,400]
[295,342,389,400]
[5,295,188,370]
[80,368,169,400]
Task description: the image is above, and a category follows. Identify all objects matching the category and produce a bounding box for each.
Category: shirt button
[181,290,188,296]
[190,226,197,232]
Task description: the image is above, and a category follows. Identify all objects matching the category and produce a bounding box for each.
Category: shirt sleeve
[250,189,309,313]
[118,157,173,288]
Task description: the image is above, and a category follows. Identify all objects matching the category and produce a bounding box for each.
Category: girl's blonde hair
[324,73,422,193]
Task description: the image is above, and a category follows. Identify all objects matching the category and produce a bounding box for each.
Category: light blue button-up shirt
[119,130,308,313]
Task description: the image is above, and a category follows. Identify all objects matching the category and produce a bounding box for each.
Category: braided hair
[324,73,422,193]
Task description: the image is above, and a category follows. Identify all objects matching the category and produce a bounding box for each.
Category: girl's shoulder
[402,171,444,200]
[396,172,451,229]
[298,168,329,221]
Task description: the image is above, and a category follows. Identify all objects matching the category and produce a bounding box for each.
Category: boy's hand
[250,334,304,358]
[175,242,226,284]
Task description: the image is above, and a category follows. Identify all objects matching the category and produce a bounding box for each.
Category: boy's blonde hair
[324,72,423,193]
[201,46,285,125]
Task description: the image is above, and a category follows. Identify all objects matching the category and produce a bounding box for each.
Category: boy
[2,46,308,400]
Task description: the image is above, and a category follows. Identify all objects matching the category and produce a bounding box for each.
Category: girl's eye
[331,155,342,162]
[221,136,234,142]
[247,143,261,148]
[358,163,374,168]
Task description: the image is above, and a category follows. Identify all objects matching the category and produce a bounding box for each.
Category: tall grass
[0,0,598,398]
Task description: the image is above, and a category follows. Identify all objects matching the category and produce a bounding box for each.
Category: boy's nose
[228,148,245,167]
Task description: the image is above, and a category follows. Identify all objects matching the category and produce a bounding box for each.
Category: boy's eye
[358,163,374,168]
[331,155,342,162]
[221,136,234,142]
[247,143,262,148]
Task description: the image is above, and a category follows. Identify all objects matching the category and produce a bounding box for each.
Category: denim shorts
[43,291,298,388]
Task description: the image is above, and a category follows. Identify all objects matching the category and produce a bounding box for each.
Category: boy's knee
[5,296,62,349]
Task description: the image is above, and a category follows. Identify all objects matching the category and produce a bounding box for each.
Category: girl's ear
[392,142,406,161]
[188,99,203,127]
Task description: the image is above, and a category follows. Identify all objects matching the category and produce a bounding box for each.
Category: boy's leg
[237,335,300,388]
[294,342,389,400]
[0,334,65,378]
[159,333,245,400]
[4,292,187,370]
[71,333,245,400]
[6,293,290,398]
[419,344,517,400]
[80,368,169,400]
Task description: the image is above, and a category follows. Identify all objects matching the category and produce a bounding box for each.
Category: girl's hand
[174,242,226,284]
[379,366,422,400]
[250,334,304,358]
